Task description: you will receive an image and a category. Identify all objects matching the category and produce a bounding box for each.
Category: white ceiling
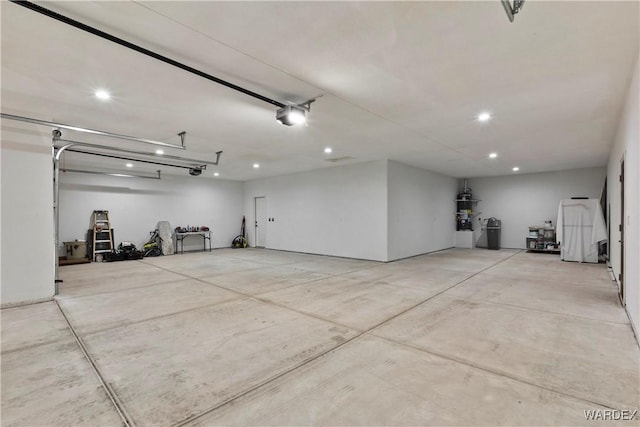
[2,1,638,181]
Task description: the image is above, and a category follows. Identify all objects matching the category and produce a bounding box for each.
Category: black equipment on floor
[232,216,248,248]
[105,242,144,261]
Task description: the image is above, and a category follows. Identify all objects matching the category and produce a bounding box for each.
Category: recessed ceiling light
[477,112,491,122]
[213,172,219,177]
[324,147,332,154]
[95,89,111,101]
[489,152,498,159]
[155,149,164,155]
[253,163,260,169]
[512,166,520,172]
[126,163,133,168]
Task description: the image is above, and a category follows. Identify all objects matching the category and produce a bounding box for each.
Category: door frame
[254,196,266,248]
[619,156,625,305]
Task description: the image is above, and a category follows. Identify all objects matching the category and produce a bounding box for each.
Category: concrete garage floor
[2,248,638,426]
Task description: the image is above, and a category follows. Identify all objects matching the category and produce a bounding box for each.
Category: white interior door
[254,196,267,247]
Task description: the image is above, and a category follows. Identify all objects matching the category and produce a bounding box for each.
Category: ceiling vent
[325,156,355,163]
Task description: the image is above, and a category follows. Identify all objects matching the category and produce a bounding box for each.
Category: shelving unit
[455,181,481,249]
[526,226,560,254]
[455,199,481,231]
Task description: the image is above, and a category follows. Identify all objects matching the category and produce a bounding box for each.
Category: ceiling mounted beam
[61,168,162,180]
[1,112,186,149]
[55,138,222,166]
[63,148,207,171]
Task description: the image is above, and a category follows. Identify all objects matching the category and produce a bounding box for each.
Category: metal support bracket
[501,0,526,23]
[296,98,318,112]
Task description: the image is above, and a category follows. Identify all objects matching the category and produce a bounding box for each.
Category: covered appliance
[556,199,606,263]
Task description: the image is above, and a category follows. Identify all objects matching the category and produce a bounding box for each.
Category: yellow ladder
[92,210,113,261]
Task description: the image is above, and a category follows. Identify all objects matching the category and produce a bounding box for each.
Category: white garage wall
[1,125,55,306]
[607,57,639,340]
[244,160,388,261]
[59,172,244,253]
[387,160,456,261]
[467,168,606,249]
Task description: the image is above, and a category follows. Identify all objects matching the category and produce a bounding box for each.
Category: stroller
[143,229,163,257]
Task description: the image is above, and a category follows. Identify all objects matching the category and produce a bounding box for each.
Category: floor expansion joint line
[138,259,265,276]
[368,332,622,411]
[172,328,367,427]
[455,297,632,326]
[79,296,242,338]
[0,297,55,310]
[0,337,71,356]
[171,251,526,426]
[54,300,136,427]
[57,279,193,300]
[140,262,363,332]
[360,250,525,334]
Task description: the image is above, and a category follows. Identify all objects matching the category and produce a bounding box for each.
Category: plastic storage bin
[487,218,501,250]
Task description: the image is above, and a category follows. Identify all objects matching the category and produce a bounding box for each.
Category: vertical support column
[53,138,60,292]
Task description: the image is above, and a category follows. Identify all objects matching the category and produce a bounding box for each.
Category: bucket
[64,240,87,259]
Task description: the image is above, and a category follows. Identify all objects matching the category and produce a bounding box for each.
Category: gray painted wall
[59,173,244,252]
[387,160,456,261]
[1,126,55,305]
[467,168,606,249]
[607,56,639,339]
[244,160,389,261]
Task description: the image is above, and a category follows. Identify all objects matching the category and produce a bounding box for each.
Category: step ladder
[92,210,114,261]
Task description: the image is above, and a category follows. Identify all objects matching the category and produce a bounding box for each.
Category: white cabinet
[455,230,476,248]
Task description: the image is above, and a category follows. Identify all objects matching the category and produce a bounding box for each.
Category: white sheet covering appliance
[556,199,607,263]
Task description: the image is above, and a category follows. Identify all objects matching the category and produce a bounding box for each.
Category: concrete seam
[54,300,136,427]
[56,278,194,300]
[0,297,54,310]
[195,275,365,333]
[141,262,366,332]
[358,250,525,332]
[171,333,366,427]
[171,251,524,426]
[0,337,76,356]
[450,297,632,326]
[138,251,517,336]
[368,332,625,411]
[78,296,243,338]
[64,249,628,425]
[72,265,358,339]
